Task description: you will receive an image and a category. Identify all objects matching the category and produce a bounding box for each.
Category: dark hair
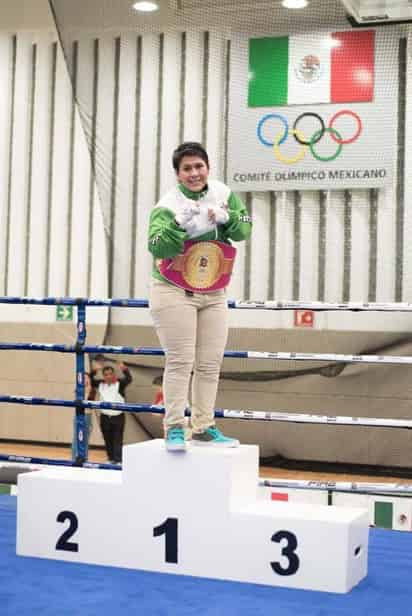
[83,371,97,401]
[102,366,114,374]
[172,142,209,172]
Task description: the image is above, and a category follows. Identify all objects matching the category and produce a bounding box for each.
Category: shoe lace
[208,426,222,438]
[168,427,184,440]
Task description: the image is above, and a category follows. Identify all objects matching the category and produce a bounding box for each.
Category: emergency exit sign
[56,305,73,321]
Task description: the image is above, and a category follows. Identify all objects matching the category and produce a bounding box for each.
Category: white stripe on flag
[287,34,332,105]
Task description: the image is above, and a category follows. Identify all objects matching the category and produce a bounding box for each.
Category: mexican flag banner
[248,30,375,107]
[228,27,397,191]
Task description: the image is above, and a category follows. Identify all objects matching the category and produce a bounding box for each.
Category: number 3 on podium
[271,530,300,576]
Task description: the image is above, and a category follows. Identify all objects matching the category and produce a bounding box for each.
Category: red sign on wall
[294,310,314,328]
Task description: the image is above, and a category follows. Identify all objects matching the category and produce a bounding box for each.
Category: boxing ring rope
[4,296,412,311]
[2,344,412,366]
[259,479,412,496]
[2,295,412,496]
[1,396,412,429]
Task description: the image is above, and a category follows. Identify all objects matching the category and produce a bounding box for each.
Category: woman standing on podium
[148,142,252,451]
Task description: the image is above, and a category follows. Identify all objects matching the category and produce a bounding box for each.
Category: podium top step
[123,439,258,457]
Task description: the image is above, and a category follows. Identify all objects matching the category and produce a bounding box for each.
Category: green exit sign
[56,305,73,321]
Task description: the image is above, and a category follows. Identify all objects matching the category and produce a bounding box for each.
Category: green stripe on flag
[374,501,393,529]
[248,37,288,107]
[0,484,12,495]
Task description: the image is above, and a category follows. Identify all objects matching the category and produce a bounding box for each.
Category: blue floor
[1,494,412,615]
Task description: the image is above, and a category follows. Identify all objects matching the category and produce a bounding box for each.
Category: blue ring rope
[0,453,120,470]
[1,296,412,312]
[1,396,411,429]
[0,343,412,367]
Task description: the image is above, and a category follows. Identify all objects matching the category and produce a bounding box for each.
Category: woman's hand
[208,203,229,225]
[175,202,200,229]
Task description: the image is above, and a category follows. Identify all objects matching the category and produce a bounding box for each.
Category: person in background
[148,141,252,451]
[152,375,164,406]
[91,360,133,464]
[71,371,98,461]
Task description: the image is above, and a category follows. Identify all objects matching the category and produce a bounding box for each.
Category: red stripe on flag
[271,492,289,502]
[331,30,374,103]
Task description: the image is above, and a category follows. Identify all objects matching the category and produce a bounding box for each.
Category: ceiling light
[282,0,308,8]
[132,1,159,12]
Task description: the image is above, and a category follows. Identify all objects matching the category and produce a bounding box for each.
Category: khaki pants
[149,279,228,432]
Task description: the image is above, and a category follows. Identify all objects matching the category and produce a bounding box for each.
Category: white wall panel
[69,39,95,296]
[376,187,396,302]
[403,36,412,303]
[158,32,180,199]
[90,184,109,298]
[94,34,116,293]
[249,192,270,300]
[349,190,370,302]
[0,35,11,294]
[182,31,203,143]
[112,35,139,297]
[27,37,53,295]
[299,191,319,302]
[134,34,159,298]
[272,193,283,301]
[206,33,225,177]
[69,113,94,296]
[325,190,345,303]
[7,34,32,296]
[46,44,71,296]
[277,191,295,303]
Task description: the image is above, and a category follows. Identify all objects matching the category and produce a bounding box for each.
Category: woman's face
[177,155,209,193]
[84,373,91,388]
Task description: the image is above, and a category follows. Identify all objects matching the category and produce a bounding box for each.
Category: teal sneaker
[191,426,239,448]
[165,427,186,451]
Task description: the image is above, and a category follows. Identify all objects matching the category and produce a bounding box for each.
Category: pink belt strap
[157,240,236,293]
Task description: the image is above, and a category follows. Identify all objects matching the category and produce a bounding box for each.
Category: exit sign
[56,305,73,321]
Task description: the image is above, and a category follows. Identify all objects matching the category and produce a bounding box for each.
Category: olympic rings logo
[257,110,362,164]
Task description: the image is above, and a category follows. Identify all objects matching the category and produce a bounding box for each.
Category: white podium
[17,440,369,593]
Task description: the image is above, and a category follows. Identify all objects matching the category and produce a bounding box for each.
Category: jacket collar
[178,183,208,201]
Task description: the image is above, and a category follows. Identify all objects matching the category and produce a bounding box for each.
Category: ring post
[74,302,87,465]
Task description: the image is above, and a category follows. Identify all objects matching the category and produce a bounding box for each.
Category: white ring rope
[221,409,412,429]
[259,478,412,495]
[232,300,412,312]
[246,351,412,366]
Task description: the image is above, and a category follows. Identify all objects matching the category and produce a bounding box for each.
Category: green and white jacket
[148,180,252,283]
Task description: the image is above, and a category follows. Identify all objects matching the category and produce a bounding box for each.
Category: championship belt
[157,240,236,293]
